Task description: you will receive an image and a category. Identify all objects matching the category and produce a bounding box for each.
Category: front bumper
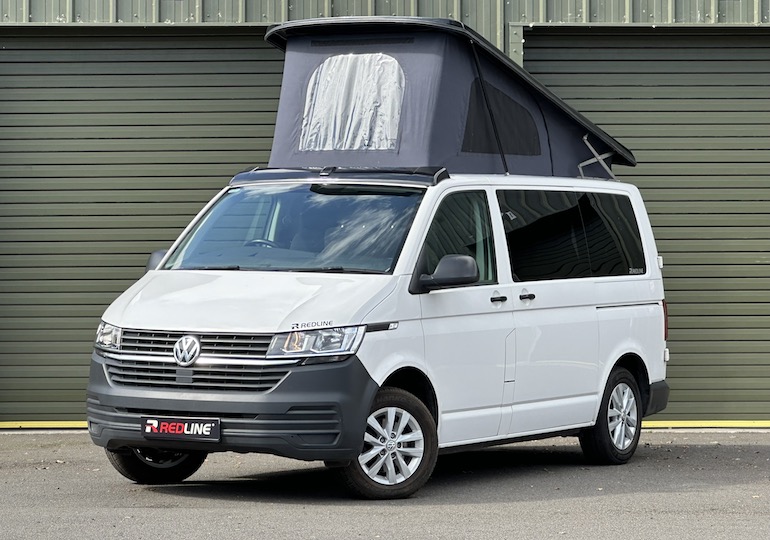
[86,351,379,461]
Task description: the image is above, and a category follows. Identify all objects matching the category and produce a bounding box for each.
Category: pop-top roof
[264,17,635,178]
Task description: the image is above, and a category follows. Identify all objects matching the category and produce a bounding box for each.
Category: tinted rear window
[497,189,646,281]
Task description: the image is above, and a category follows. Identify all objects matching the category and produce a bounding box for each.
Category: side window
[580,193,646,276]
[421,191,496,284]
[497,190,590,281]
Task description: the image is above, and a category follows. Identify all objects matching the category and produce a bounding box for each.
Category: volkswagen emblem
[173,335,201,367]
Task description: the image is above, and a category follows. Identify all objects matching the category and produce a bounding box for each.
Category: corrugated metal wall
[0,27,279,422]
[524,28,770,420]
[1,1,505,49]
[2,0,769,27]
[2,10,770,425]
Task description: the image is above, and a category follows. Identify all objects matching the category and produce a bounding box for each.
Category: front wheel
[579,367,642,465]
[105,447,207,484]
[340,387,438,499]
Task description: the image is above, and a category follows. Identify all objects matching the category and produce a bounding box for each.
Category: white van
[87,167,669,499]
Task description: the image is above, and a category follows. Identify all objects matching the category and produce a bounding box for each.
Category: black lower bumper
[644,380,670,417]
[86,352,379,461]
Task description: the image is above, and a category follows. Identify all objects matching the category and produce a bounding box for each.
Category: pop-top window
[462,78,541,156]
[300,53,405,151]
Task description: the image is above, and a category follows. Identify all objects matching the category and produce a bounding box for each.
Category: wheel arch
[613,353,651,416]
[381,367,439,426]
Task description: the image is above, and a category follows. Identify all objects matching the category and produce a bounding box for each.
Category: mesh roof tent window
[265,17,635,178]
[462,78,541,156]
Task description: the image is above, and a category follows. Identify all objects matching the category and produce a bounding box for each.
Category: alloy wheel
[358,406,425,486]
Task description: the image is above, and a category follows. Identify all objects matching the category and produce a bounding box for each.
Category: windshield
[163,183,424,274]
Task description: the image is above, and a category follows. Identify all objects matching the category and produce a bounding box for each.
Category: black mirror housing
[418,254,479,292]
[145,250,168,273]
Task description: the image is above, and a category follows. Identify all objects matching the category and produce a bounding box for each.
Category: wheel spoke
[396,430,423,444]
[358,446,382,466]
[394,410,412,438]
[363,452,388,477]
[364,432,381,446]
[367,415,388,440]
[385,407,397,436]
[384,456,397,484]
[612,423,625,447]
[624,423,635,443]
[622,387,633,413]
[395,452,413,480]
[398,446,423,458]
[611,387,623,409]
[608,403,622,430]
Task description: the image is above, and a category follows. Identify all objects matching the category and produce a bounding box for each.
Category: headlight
[95,321,122,350]
[266,326,365,364]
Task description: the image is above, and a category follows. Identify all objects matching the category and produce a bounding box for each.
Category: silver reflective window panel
[299,53,405,152]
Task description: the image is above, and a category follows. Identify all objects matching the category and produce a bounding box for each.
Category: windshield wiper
[293,267,385,274]
[182,265,241,271]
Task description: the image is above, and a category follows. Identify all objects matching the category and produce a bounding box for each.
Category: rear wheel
[340,387,438,499]
[579,367,642,465]
[105,447,207,484]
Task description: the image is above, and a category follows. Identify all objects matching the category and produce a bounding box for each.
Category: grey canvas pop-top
[265,17,635,178]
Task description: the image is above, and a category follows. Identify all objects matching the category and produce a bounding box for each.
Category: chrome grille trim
[104,328,289,392]
[120,329,274,359]
[101,352,298,367]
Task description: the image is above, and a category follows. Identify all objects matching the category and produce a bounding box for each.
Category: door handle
[490,295,507,303]
[519,293,536,301]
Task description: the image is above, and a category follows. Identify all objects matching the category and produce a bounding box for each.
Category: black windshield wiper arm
[294,267,385,274]
[182,265,241,270]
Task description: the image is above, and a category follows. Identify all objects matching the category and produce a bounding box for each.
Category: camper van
[86,18,669,499]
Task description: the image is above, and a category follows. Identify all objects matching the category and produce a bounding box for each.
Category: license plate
[141,416,221,442]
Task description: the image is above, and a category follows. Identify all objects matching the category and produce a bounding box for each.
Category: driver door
[417,190,513,446]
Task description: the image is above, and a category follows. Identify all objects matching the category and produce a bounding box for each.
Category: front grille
[103,329,283,392]
[104,356,289,392]
[120,329,273,359]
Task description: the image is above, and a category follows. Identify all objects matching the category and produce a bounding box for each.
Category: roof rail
[229,166,450,186]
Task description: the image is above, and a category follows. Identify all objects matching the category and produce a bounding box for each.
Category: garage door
[0,27,280,424]
[524,28,770,422]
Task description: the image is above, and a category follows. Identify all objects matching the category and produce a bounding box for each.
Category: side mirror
[418,254,479,292]
[145,250,168,273]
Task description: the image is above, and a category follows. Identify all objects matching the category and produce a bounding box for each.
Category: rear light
[662,300,669,341]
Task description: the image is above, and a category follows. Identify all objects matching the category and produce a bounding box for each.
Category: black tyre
[105,447,207,484]
[340,387,438,499]
[323,460,349,469]
[580,367,642,465]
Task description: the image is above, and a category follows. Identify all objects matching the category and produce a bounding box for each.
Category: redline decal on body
[291,321,333,330]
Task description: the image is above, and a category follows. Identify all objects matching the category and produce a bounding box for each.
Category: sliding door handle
[519,293,536,301]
